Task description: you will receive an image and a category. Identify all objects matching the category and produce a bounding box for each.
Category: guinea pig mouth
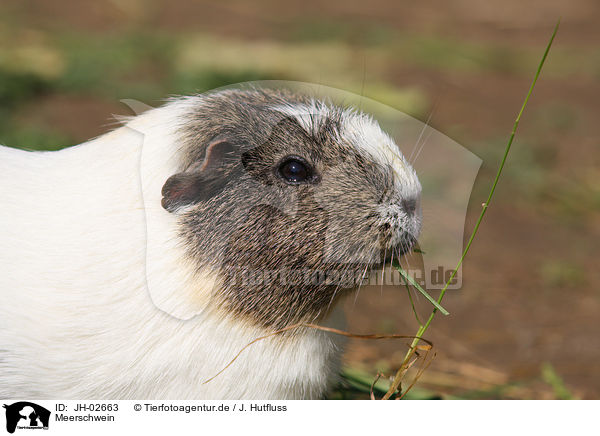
[375,229,418,266]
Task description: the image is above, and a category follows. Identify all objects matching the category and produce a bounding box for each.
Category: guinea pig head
[161,91,422,328]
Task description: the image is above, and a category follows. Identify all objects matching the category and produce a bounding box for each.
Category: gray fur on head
[161,88,422,329]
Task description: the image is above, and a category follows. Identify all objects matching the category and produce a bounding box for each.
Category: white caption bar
[1,400,596,435]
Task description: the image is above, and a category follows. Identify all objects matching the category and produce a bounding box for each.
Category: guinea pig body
[0,88,421,399]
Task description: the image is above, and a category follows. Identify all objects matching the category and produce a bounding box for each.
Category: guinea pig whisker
[389,249,395,285]
[326,280,343,313]
[353,263,370,307]
[408,106,435,164]
[411,127,434,166]
[381,248,388,295]
[397,245,410,273]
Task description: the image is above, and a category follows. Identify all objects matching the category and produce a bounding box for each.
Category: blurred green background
[1,0,598,399]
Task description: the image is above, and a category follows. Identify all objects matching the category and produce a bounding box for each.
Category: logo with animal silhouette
[2,402,50,433]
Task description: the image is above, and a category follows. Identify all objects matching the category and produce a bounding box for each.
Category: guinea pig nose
[401,198,418,216]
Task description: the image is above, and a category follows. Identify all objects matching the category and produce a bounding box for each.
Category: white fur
[0,99,345,399]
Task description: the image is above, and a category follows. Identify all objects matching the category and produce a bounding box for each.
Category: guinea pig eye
[277,157,313,184]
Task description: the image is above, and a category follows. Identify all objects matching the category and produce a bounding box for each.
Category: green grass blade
[404,280,423,326]
[392,260,449,315]
[382,21,560,400]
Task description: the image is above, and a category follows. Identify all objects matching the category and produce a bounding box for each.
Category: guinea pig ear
[161,139,235,213]
[198,139,236,172]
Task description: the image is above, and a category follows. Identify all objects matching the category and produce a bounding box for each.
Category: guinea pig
[0,88,422,399]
